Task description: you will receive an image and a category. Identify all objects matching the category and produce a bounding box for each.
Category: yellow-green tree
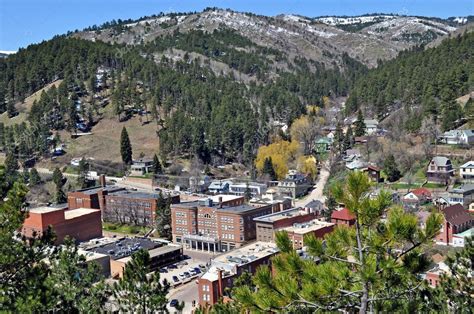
[255,140,300,180]
[297,155,318,180]
[290,115,324,155]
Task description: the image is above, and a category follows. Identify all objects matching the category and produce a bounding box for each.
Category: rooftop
[64,208,100,220]
[282,219,334,234]
[117,244,182,263]
[455,227,474,237]
[460,161,474,169]
[75,185,124,195]
[331,208,356,221]
[442,204,474,227]
[88,237,163,260]
[253,207,307,223]
[28,204,68,214]
[201,242,279,281]
[108,190,161,200]
[449,184,474,193]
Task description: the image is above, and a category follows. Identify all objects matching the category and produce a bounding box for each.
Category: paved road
[294,161,330,207]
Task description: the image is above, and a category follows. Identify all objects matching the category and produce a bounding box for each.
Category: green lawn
[424,182,447,189]
[388,183,421,190]
[102,222,149,235]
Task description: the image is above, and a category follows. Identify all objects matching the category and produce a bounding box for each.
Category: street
[294,161,330,207]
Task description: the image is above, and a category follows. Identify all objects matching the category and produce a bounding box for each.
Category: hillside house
[277,170,311,199]
[362,165,381,182]
[435,204,474,246]
[402,188,432,209]
[331,208,356,226]
[208,180,232,194]
[130,158,153,176]
[363,119,379,135]
[426,156,454,183]
[447,184,474,208]
[314,137,333,153]
[438,129,474,145]
[460,161,474,183]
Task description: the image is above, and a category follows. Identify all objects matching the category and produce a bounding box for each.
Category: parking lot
[164,249,218,313]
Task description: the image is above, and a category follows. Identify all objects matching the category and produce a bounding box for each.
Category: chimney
[99,174,106,187]
[218,196,223,208]
[217,269,224,298]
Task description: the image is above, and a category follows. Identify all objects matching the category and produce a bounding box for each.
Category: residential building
[346,159,368,171]
[130,158,154,176]
[426,156,454,183]
[425,262,450,287]
[229,182,267,197]
[198,242,279,306]
[280,219,335,249]
[314,137,333,153]
[208,180,232,194]
[83,237,182,278]
[22,205,102,245]
[171,195,273,252]
[277,170,311,198]
[447,184,474,208]
[452,228,474,247]
[303,199,326,215]
[363,165,381,182]
[249,190,292,213]
[254,207,321,243]
[402,188,432,209]
[363,119,379,135]
[438,129,474,145]
[459,161,474,183]
[435,204,474,246]
[331,208,356,226]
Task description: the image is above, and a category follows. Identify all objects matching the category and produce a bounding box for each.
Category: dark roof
[442,204,473,226]
[305,199,324,209]
[89,237,163,260]
[331,208,356,221]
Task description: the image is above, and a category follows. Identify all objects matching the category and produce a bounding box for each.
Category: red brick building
[198,242,279,306]
[279,219,335,249]
[254,207,321,243]
[171,195,273,252]
[22,205,102,244]
[68,186,180,226]
[435,204,474,245]
[331,208,356,226]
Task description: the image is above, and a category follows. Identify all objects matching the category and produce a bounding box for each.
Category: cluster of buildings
[190,169,312,200]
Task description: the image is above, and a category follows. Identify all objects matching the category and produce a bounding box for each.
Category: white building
[460,161,474,183]
[438,129,474,145]
[229,182,267,197]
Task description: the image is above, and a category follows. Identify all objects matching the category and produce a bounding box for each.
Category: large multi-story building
[68,185,180,226]
[229,182,267,197]
[277,170,311,198]
[22,205,102,244]
[435,204,474,246]
[254,207,320,243]
[198,242,279,306]
[279,219,335,249]
[171,195,273,252]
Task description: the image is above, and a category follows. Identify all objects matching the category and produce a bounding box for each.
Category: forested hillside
[346,31,473,131]
[0,10,472,168]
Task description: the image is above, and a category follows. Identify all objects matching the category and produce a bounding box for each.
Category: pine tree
[52,167,66,204]
[152,154,162,175]
[343,125,354,151]
[384,154,402,182]
[354,110,366,137]
[233,172,443,312]
[6,101,17,118]
[112,249,170,312]
[120,127,133,165]
[244,182,252,202]
[76,158,89,189]
[333,122,344,155]
[4,151,19,182]
[155,192,171,239]
[29,168,41,185]
[262,157,277,180]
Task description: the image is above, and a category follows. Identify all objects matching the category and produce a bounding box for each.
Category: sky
[0,0,473,51]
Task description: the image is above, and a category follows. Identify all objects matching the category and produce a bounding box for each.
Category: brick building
[279,219,335,249]
[171,195,273,252]
[254,207,320,242]
[331,208,356,226]
[435,204,474,245]
[22,205,102,244]
[198,242,279,306]
[68,186,180,226]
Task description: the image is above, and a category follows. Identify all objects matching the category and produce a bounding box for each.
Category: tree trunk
[355,219,369,314]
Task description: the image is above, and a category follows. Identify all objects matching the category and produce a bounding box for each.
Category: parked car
[183,271,190,278]
[159,268,167,273]
[168,264,178,269]
[172,276,179,283]
[170,299,179,307]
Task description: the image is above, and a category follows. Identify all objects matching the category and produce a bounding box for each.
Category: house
[346,159,367,171]
[433,194,450,209]
[425,262,450,287]
[208,180,232,194]
[331,208,356,226]
[438,129,474,145]
[362,165,381,182]
[277,170,311,199]
[447,184,474,208]
[459,161,474,183]
[303,199,325,216]
[426,156,454,183]
[363,119,379,135]
[130,158,154,176]
[402,188,432,206]
[229,182,267,197]
[435,204,474,246]
[314,137,333,153]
